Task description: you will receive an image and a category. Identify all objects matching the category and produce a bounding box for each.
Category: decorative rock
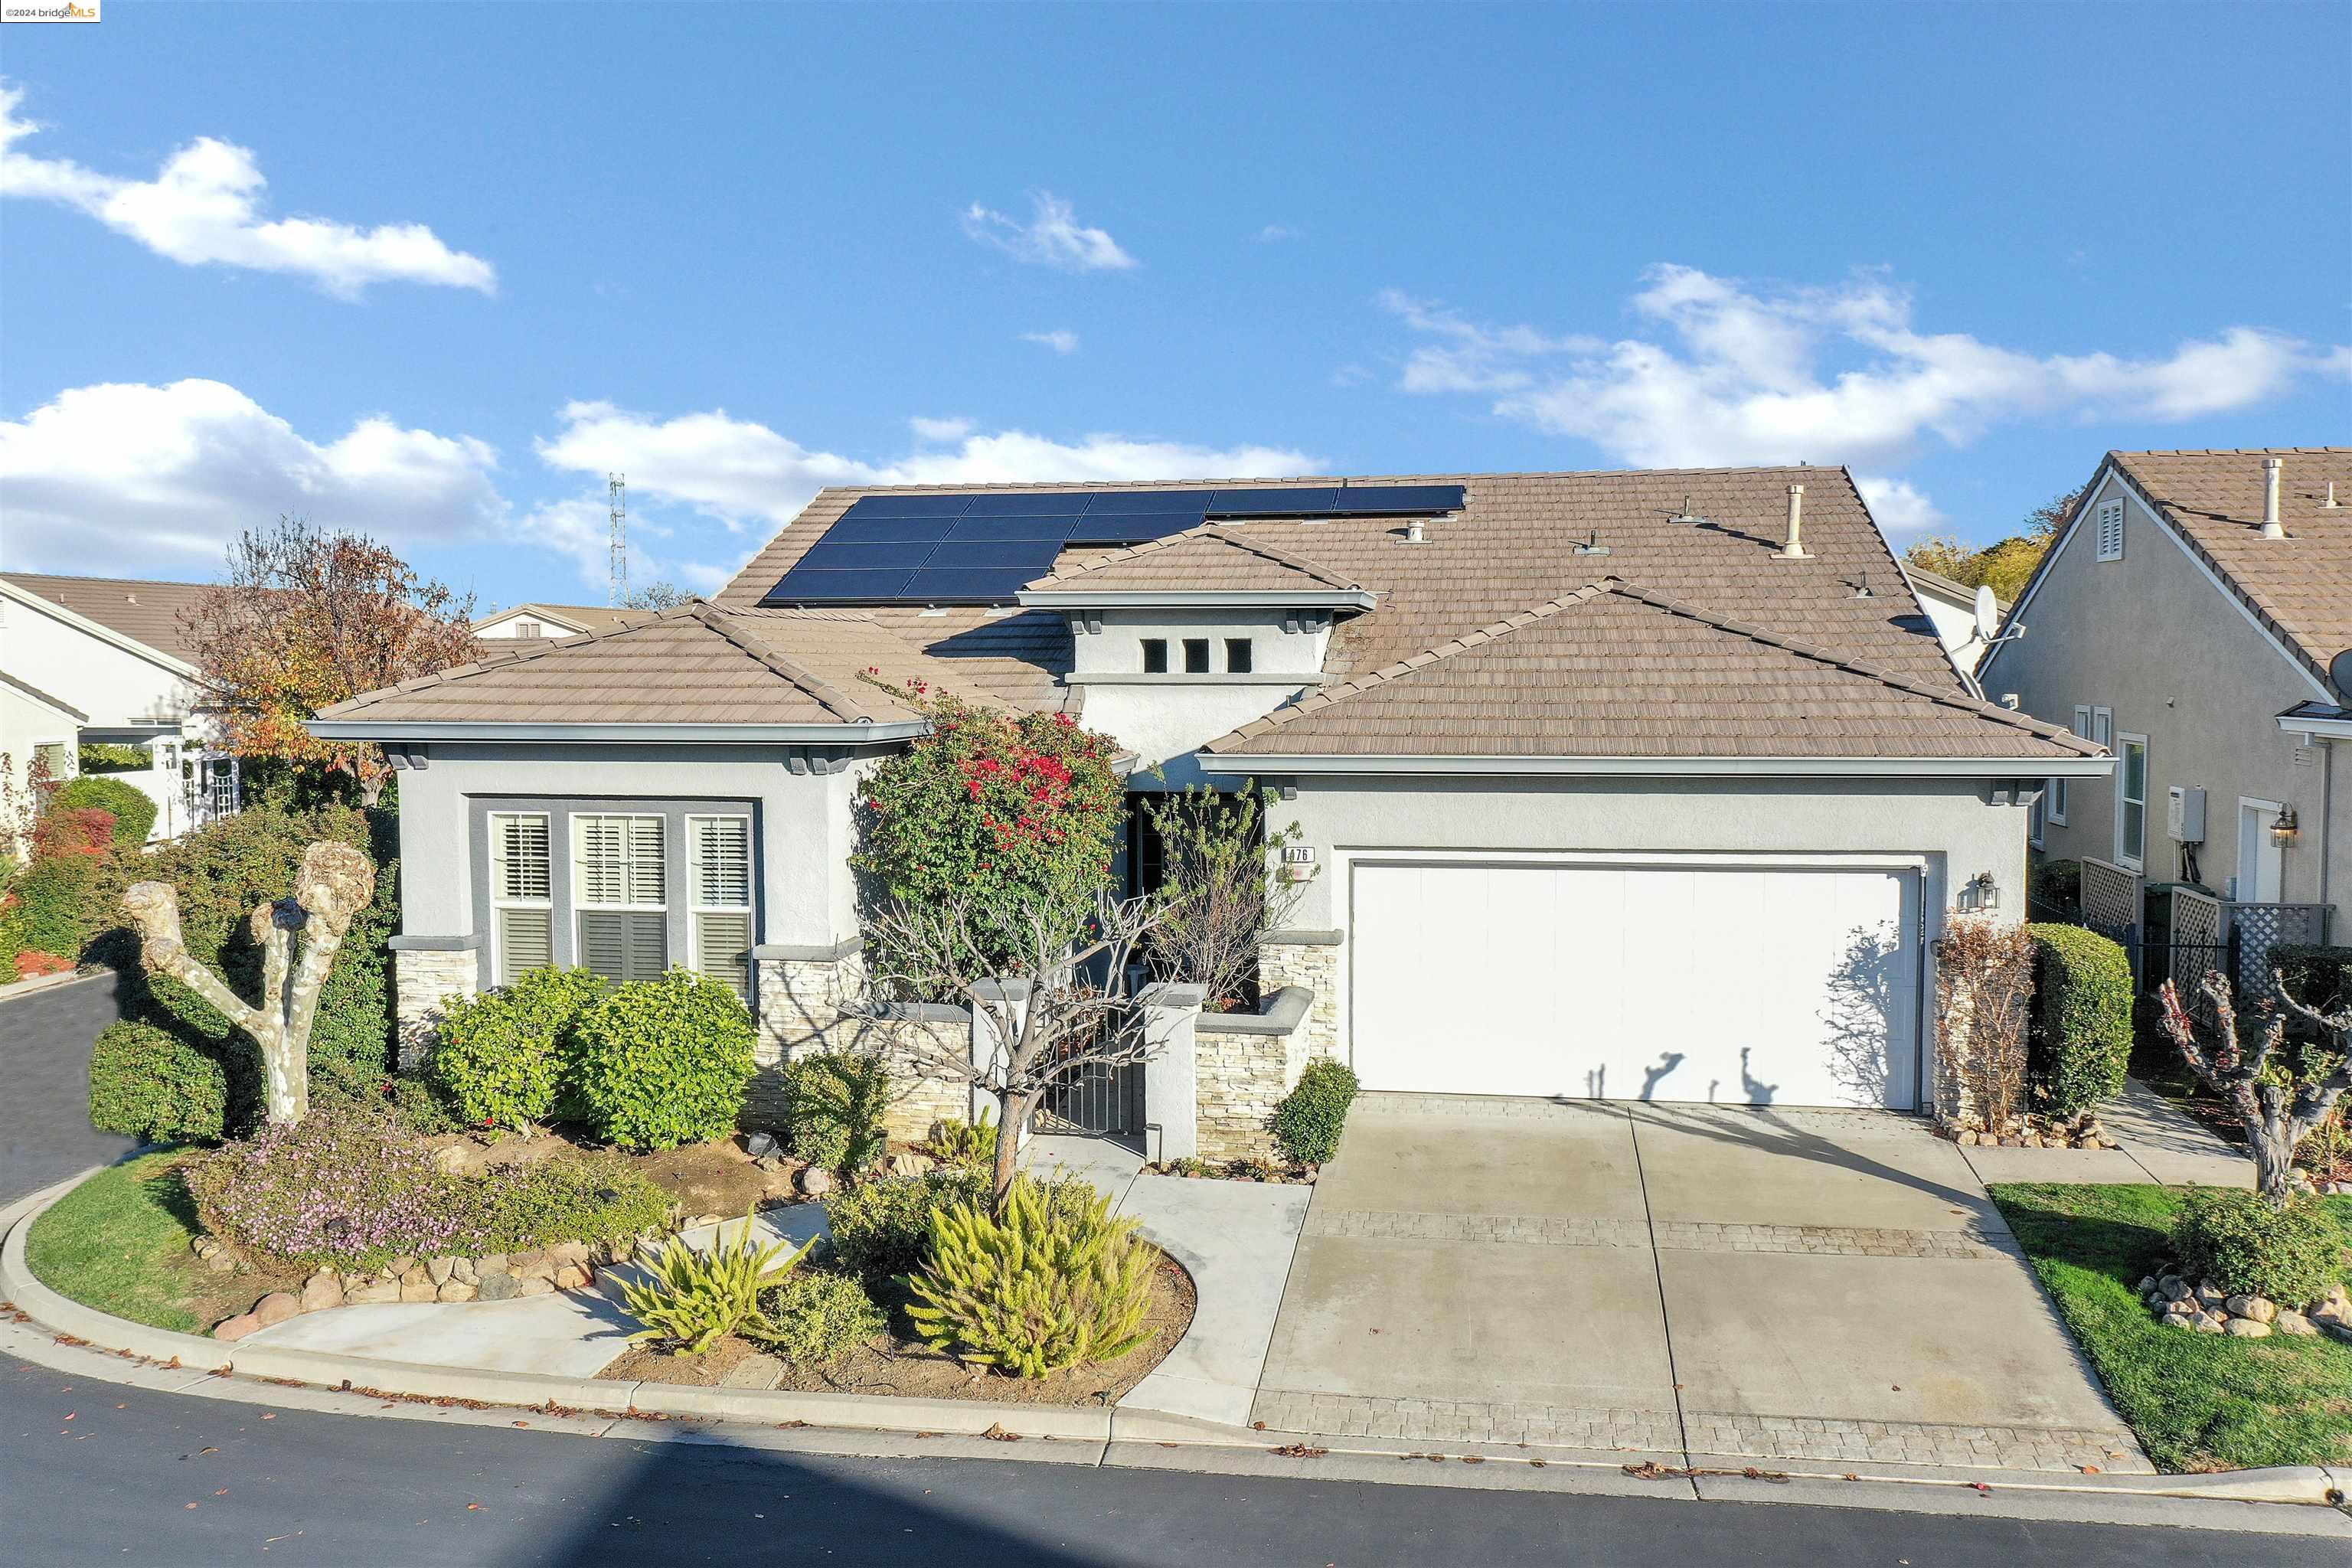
[345,1279,400,1305]
[2193,1312,2227,1333]
[2275,1310,2318,1336]
[553,1264,589,1291]
[213,1312,261,1341]
[251,1291,302,1328]
[2134,1276,2157,1295]
[451,1256,479,1285]
[2160,1277,2193,1302]
[547,1240,593,1268]
[1999,1136,2025,1148]
[717,1352,785,1390]
[299,1273,345,1312]
[475,1253,508,1276]
[475,1271,521,1302]
[2161,1309,2200,1330]
[387,1256,416,1277]
[756,1154,782,1171]
[205,1253,239,1274]
[399,1278,439,1303]
[518,1276,555,1297]
[745,1132,779,1159]
[886,1152,936,1178]
[400,1265,433,1292]
[2161,1297,2197,1318]
[2194,1284,2226,1309]
[437,1281,477,1302]
[431,1145,469,1177]
[1955,1129,1979,1147]
[2225,1295,2277,1324]
[2223,1317,2273,1338]
[798,1165,835,1197]
[427,1256,459,1285]
[510,1250,557,1281]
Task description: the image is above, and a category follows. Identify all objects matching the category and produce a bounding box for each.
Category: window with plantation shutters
[488,812,552,982]
[689,815,753,998]
[573,814,668,983]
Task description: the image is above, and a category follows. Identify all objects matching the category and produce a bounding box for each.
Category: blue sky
[4,2,2347,612]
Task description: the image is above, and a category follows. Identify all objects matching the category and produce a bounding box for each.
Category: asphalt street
[0,1357,2307,1567]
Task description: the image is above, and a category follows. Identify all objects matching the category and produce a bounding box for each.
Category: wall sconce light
[2272,806,2299,846]
[1962,871,2001,911]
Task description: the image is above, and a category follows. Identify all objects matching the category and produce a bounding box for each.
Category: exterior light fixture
[2271,806,2299,846]
[1962,871,2001,911]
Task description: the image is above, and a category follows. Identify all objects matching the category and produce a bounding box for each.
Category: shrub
[51,775,157,846]
[456,1156,672,1255]
[12,848,101,960]
[72,741,152,774]
[430,967,609,1130]
[1272,1057,1361,1165]
[381,1073,463,1136]
[2275,946,2352,1021]
[853,692,1125,973]
[620,1208,808,1354]
[782,1050,892,1174]
[2026,923,2134,1118]
[2171,1188,2347,1307]
[905,1174,1158,1377]
[824,1168,991,1281]
[87,1021,228,1142]
[753,1269,887,1366]
[190,1110,462,1266]
[570,969,755,1149]
[926,1113,998,1171]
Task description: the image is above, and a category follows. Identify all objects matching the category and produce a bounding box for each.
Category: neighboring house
[1901,564,2008,678]
[0,573,240,840]
[313,469,2102,1153]
[1983,447,2350,977]
[0,669,87,838]
[472,603,641,642]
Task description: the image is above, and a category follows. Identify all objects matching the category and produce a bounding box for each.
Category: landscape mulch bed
[602,1253,1197,1407]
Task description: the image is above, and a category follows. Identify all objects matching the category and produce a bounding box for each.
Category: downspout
[2321,737,2335,937]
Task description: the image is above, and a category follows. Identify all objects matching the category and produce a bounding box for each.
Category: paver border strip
[5,1168,2349,1532]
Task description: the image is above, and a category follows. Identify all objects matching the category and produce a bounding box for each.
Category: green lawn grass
[1989,1182,2352,1472]
[22,1152,213,1333]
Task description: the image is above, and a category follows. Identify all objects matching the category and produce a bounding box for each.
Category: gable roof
[1024,525,1367,594]
[2105,449,2352,691]
[0,573,208,665]
[0,668,88,723]
[1204,580,2099,763]
[472,603,640,636]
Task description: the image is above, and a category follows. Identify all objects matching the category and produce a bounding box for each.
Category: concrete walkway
[1252,1094,2150,1475]
[1957,1080,2253,1188]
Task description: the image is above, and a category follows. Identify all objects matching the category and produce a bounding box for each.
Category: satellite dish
[1972,583,2001,641]
[2331,647,2352,705]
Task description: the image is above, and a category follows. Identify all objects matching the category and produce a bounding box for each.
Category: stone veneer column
[748,942,867,1129]
[387,936,480,1073]
[1257,929,1341,1074]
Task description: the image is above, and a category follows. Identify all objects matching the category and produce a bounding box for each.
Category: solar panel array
[761,485,1464,606]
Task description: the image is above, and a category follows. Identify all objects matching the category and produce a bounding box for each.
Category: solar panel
[764,568,917,603]
[944,514,1078,542]
[962,492,1092,518]
[899,567,1038,602]
[1210,487,1341,517]
[1082,488,1214,515]
[920,538,1066,571]
[792,539,930,571]
[843,494,971,519]
[823,513,959,544]
[1333,484,1466,514]
[1063,511,1205,544]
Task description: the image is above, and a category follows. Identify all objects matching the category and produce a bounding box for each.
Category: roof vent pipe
[1775,483,1812,560]
[2262,457,2286,538]
[1404,519,1426,544]
[2324,480,2340,510]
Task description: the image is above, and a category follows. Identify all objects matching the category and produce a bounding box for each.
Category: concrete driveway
[1253,1093,2151,1475]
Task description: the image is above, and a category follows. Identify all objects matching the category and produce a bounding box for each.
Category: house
[312,468,2105,1155]
[0,572,240,839]
[1982,447,2351,978]
[472,603,642,643]
[1900,564,2007,678]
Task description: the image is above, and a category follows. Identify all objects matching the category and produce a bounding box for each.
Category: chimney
[1776,483,1812,560]
[2261,456,2286,538]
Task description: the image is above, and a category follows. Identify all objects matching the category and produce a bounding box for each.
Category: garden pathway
[1955,1080,2251,1188]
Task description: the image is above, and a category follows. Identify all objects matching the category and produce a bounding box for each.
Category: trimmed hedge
[1272,1057,1361,1165]
[570,968,755,1149]
[430,967,609,1129]
[11,850,99,960]
[2026,922,2135,1118]
[2171,1188,2347,1307]
[781,1050,891,1174]
[87,1021,227,1142]
[51,776,157,846]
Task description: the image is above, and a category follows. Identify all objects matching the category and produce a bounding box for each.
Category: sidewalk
[1956,1080,2252,1188]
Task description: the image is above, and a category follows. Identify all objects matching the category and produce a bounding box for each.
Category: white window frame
[686,813,754,996]
[2115,731,2148,872]
[2095,498,2125,562]
[2050,705,2091,826]
[488,811,553,983]
[573,812,669,979]
[2028,787,2047,850]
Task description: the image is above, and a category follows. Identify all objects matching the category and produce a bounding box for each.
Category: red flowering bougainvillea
[853,691,1125,970]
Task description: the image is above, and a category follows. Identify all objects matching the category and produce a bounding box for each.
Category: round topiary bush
[755,1270,887,1367]
[2171,1188,2347,1307]
[1272,1057,1361,1166]
[51,775,158,846]
[781,1049,892,1174]
[2026,923,2134,1118]
[430,966,609,1130]
[570,968,755,1149]
[87,1021,227,1142]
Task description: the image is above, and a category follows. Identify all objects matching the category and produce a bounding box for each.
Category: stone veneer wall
[750,949,971,1142]
[391,943,479,1073]
[1257,932,1340,1064]
[1191,930,1343,1161]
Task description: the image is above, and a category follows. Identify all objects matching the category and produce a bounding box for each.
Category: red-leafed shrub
[15,949,74,979]
[32,807,116,858]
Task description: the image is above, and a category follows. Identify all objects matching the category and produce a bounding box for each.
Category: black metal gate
[1036,1058,1143,1138]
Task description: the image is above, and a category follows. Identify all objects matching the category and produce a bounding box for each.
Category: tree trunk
[988,1088,1041,1215]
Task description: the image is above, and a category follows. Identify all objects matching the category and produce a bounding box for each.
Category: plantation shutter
[627,816,665,903]
[694,913,753,999]
[575,815,663,905]
[579,910,666,982]
[491,814,550,900]
[691,816,751,907]
[497,908,553,976]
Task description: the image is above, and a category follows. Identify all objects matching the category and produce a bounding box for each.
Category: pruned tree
[864,887,1171,1212]
[1935,916,2034,1132]
[1140,782,1312,1012]
[122,841,375,1125]
[1902,482,2087,603]
[2158,969,2352,1202]
[182,518,478,806]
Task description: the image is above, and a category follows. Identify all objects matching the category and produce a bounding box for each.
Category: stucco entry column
[1139,982,1206,1163]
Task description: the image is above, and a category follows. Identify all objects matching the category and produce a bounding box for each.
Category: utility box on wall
[2167,786,2207,844]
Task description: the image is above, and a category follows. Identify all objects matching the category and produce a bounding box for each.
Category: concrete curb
[5,1169,2350,1534]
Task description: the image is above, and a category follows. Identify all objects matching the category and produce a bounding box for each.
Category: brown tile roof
[1025,526,1365,593]
[2105,449,2352,688]
[1207,581,2099,760]
[1,573,210,663]
[473,602,642,635]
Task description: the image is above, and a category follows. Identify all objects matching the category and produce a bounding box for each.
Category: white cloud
[908,416,975,444]
[1257,224,1302,243]
[0,378,504,573]
[961,191,1136,271]
[1851,474,1945,534]
[1021,329,1080,355]
[1383,266,2346,469]
[0,80,493,296]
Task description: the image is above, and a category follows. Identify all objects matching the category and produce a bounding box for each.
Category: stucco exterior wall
[0,589,198,731]
[1983,467,2347,919]
[1067,607,1331,771]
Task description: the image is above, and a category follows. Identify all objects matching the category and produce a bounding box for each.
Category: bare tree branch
[2157,968,2352,1202]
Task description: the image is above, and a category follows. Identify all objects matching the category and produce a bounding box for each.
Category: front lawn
[1990,1182,2352,1472]
[23,1151,302,1334]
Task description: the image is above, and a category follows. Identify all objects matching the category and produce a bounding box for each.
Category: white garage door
[1350,860,1922,1109]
